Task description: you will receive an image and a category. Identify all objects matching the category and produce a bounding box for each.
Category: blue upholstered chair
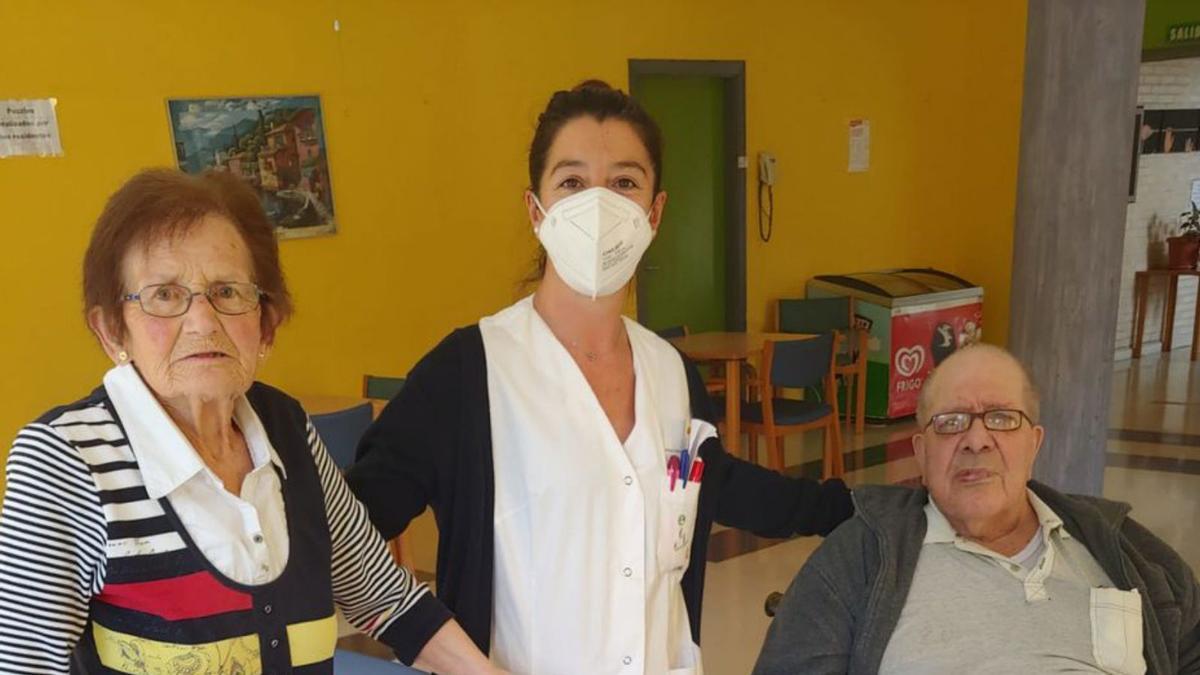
[333,648,422,674]
[310,402,374,471]
[777,296,869,434]
[739,333,844,477]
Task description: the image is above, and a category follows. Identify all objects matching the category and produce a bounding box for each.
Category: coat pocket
[657,481,701,574]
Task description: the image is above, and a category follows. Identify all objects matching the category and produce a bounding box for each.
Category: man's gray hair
[915,343,1041,426]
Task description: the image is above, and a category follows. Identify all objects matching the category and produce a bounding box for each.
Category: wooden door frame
[629,59,748,331]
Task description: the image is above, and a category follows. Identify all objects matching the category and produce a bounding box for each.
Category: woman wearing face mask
[347,81,853,674]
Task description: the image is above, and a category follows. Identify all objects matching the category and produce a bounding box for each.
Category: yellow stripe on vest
[93,621,261,673]
[286,614,337,666]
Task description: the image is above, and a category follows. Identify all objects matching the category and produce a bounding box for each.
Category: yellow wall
[0,1,1027,483]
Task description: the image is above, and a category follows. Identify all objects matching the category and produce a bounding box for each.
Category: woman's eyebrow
[611,160,647,176]
[549,159,586,173]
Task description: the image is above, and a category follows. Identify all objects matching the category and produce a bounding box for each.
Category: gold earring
[117,350,128,363]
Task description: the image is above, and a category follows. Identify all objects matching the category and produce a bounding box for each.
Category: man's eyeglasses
[122,282,265,318]
[924,409,1033,435]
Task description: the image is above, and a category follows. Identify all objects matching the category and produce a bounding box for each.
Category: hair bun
[573,79,615,92]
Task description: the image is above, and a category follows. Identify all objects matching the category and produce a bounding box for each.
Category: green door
[632,75,728,333]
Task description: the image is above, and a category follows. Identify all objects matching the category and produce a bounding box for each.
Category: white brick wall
[1116,58,1200,360]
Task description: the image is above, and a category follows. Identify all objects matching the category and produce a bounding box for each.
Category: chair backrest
[362,374,406,400]
[655,325,689,339]
[333,648,422,673]
[777,297,852,334]
[311,402,374,470]
[766,333,836,390]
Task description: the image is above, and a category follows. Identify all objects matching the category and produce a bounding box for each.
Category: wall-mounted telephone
[758,152,776,186]
[758,152,776,242]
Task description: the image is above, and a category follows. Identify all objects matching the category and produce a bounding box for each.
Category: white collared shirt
[104,363,290,585]
[922,489,1072,601]
[481,296,703,675]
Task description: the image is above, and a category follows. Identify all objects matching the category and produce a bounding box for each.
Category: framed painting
[167,95,335,238]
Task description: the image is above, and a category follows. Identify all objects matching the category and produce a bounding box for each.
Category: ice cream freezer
[806,268,983,421]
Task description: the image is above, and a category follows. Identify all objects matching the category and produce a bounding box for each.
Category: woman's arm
[307,418,466,665]
[702,436,853,537]
[683,356,854,537]
[309,420,500,671]
[413,621,505,674]
[346,348,447,541]
[0,423,107,673]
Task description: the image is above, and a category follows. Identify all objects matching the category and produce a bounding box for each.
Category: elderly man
[753,344,1200,674]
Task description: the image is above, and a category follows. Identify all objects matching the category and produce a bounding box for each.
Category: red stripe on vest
[97,571,253,621]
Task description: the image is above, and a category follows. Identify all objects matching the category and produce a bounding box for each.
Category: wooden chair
[657,324,732,396]
[740,334,844,477]
[655,325,688,339]
[362,374,406,401]
[777,297,868,434]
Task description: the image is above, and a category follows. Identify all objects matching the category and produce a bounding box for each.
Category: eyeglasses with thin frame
[924,409,1033,435]
[122,282,265,318]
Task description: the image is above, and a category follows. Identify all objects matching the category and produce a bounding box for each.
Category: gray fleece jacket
[752,481,1200,674]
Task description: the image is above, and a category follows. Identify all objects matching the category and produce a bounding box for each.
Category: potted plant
[1167,202,1200,270]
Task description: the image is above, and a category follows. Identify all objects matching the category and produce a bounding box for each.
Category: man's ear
[87,306,125,363]
[912,431,928,486]
[1028,424,1045,479]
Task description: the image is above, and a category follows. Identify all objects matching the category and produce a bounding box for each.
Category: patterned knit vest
[68,384,336,674]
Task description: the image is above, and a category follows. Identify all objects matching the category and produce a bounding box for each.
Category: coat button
[623,656,632,665]
[253,533,264,544]
[270,638,280,648]
[622,567,632,577]
[623,476,633,486]
[263,604,273,614]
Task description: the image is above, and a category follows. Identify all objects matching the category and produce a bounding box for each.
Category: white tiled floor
[700,536,821,675]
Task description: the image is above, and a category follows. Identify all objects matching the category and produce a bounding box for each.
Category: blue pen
[680,449,691,488]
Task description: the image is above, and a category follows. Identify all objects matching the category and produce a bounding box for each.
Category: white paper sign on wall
[0,99,63,158]
[849,118,870,173]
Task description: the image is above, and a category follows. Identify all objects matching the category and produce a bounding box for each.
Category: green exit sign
[1168,22,1200,43]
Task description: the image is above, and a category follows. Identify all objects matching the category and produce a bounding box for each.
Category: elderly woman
[0,170,496,673]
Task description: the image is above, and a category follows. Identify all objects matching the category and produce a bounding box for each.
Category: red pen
[667,455,681,492]
[688,457,705,484]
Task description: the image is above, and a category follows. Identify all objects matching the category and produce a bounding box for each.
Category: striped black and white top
[0,379,450,673]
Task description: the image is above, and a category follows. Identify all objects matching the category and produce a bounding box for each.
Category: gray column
[1009,0,1145,495]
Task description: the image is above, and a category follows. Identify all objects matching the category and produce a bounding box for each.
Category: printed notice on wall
[848,118,870,173]
[0,99,63,158]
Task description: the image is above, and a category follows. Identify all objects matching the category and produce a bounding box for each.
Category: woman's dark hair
[521,80,663,289]
[528,80,663,196]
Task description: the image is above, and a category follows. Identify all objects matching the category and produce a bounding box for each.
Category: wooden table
[1131,269,1200,360]
[668,331,811,455]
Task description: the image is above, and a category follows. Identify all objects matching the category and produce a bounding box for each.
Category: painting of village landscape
[167,96,335,238]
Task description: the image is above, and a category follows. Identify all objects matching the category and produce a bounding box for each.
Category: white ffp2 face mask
[533,187,655,299]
